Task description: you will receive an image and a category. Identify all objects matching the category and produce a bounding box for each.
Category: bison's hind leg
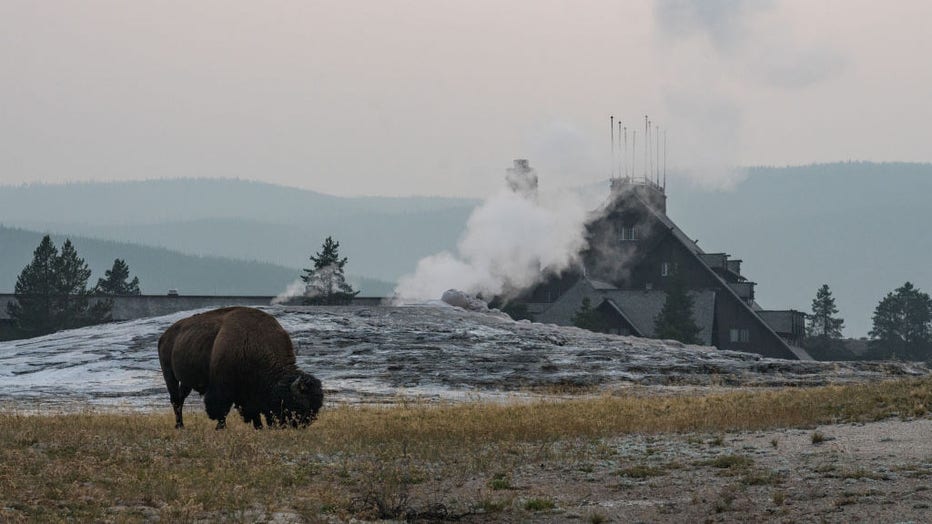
[161,366,193,429]
[204,386,233,430]
[172,384,193,429]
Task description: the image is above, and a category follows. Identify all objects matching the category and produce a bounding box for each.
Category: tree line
[3,235,141,339]
[806,282,932,361]
[3,234,360,340]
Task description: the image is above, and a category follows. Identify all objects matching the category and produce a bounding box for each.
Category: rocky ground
[0,305,927,409]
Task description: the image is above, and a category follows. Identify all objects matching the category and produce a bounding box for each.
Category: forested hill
[0,226,394,296]
[0,178,476,283]
[0,178,478,225]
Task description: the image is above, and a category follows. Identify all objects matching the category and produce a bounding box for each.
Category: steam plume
[394,161,592,302]
[272,278,306,305]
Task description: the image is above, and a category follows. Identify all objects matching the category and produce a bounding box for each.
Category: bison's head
[271,372,323,427]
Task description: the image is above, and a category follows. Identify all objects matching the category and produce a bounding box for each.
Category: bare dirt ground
[413,418,932,523]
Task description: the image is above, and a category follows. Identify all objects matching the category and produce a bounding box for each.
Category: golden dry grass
[1,377,930,522]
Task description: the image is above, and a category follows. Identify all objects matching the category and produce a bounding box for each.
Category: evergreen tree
[804,284,845,357]
[807,284,844,338]
[6,236,110,337]
[55,239,110,328]
[653,272,702,344]
[95,258,141,295]
[869,282,932,361]
[6,235,59,336]
[572,297,613,333]
[300,236,359,305]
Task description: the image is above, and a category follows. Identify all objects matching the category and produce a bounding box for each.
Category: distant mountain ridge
[0,178,479,225]
[0,178,478,282]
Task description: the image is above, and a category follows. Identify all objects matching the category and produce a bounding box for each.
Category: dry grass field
[1,378,931,522]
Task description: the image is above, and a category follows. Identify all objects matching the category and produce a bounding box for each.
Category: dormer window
[620,225,639,241]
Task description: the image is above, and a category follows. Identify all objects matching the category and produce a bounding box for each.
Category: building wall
[758,310,807,347]
[713,293,794,358]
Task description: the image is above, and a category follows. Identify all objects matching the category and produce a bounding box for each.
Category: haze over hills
[0,178,477,283]
[0,178,478,224]
[1,162,930,336]
[0,226,394,297]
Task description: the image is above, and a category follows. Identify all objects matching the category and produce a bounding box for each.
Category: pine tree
[300,236,359,305]
[6,235,59,336]
[807,284,844,339]
[572,297,612,333]
[95,258,141,295]
[653,272,702,344]
[6,236,111,337]
[54,239,110,328]
[869,282,932,361]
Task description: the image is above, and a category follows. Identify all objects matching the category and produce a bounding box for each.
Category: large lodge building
[513,162,810,361]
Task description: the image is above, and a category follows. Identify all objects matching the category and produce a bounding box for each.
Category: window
[620,225,639,241]
[661,262,670,277]
[730,328,750,343]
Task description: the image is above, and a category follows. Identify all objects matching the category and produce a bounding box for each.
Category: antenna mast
[610,115,615,180]
[631,130,637,181]
[663,130,668,191]
[623,126,628,179]
[643,115,649,181]
[655,124,660,185]
[618,120,623,181]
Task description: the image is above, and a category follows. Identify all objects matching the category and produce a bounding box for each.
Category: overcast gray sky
[2,0,930,197]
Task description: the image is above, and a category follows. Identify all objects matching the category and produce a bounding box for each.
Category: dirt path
[443,418,932,523]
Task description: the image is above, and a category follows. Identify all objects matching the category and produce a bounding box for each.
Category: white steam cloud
[652,0,847,190]
[272,263,356,305]
[394,163,593,302]
[272,278,306,305]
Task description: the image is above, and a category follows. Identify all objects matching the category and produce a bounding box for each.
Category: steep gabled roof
[598,298,644,337]
[617,189,812,360]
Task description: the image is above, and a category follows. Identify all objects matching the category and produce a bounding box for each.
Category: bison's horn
[291,376,304,395]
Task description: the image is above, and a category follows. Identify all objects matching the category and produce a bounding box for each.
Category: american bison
[158,306,323,429]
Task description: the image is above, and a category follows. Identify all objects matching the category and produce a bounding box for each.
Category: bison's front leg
[204,386,233,430]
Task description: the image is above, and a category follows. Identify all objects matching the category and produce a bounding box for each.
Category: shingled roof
[623,190,812,360]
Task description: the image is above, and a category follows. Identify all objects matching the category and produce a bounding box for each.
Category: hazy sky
[2,0,931,197]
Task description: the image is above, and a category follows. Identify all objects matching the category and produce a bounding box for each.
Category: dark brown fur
[158,307,323,429]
